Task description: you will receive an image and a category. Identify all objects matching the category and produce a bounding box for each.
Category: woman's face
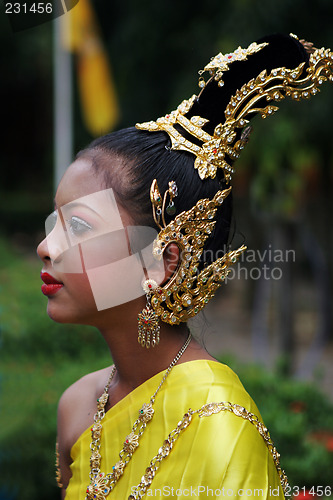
[37,157,163,325]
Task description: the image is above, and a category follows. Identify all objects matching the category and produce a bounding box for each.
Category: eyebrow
[54,200,105,219]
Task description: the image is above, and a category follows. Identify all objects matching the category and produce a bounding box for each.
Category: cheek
[78,230,130,270]
[65,271,96,301]
[69,233,144,312]
[84,256,145,311]
[46,273,97,323]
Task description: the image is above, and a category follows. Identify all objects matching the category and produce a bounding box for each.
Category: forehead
[55,158,103,206]
[54,156,133,227]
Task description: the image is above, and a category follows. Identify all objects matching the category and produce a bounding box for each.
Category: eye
[67,216,92,236]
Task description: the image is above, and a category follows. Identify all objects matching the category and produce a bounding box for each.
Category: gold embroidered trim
[129,402,288,500]
[129,411,194,499]
[198,402,288,492]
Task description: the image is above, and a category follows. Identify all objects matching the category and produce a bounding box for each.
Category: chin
[46,301,96,325]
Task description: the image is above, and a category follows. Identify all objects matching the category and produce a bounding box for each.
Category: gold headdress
[148,180,246,325]
[135,35,333,329]
[137,41,333,183]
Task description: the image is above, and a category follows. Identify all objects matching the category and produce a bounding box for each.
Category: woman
[37,33,332,499]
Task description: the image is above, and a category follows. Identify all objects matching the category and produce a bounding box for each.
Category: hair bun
[136,33,332,184]
[188,33,309,135]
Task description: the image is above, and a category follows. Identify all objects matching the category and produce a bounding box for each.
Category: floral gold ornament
[97,393,109,410]
[91,422,102,439]
[142,279,159,295]
[147,179,246,325]
[137,307,160,348]
[150,179,178,229]
[86,473,110,500]
[85,333,192,500]
[197,41,269,89]
[136,43,333,182]
[166,180,177,215]
[112,461,125,480]
[138,279,160,348]
[123,432,139,454]
[90,450,102,469]
[139,403,155,423]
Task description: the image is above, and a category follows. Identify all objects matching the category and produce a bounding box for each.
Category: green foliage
[239,114,319,217]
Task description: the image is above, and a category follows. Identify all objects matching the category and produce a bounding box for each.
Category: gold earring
[137,279,160,348]
[148,180,247,325]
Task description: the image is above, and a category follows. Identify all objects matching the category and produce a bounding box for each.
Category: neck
[95,297,193,393]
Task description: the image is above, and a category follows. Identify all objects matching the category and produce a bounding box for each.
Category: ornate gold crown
[136,36,333,326]
[136,42,333,183]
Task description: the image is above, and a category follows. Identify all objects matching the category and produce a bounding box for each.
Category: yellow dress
[66,360,285,499]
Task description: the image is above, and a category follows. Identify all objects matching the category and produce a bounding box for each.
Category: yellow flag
[61,0,119,136]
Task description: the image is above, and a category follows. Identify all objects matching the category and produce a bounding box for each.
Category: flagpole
[53,14,73,194]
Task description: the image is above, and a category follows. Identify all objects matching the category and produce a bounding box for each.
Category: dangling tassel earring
[138,279,160,348]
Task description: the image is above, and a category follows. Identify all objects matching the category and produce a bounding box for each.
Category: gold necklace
[86,333,192,500]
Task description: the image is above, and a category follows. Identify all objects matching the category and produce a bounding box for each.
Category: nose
[37,231,68,265]
[37,236,51,263]
[36,215,69,265]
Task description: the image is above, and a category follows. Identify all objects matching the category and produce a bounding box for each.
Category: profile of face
[37,158,165,325]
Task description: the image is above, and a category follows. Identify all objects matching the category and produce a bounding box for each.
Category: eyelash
[66,216,92,236]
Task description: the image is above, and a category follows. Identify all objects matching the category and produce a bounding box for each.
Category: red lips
[40,272,64,296]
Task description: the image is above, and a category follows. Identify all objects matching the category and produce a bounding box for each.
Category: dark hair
[77,34,309,267]
[78,128,232,267]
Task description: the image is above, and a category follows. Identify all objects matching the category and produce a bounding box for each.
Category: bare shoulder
[58,365,111,414]
[57,365,112,490]
[58,365,112,444]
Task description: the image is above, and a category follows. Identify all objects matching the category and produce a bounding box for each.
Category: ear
[162,243,180,284]
[144,242,180,286]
